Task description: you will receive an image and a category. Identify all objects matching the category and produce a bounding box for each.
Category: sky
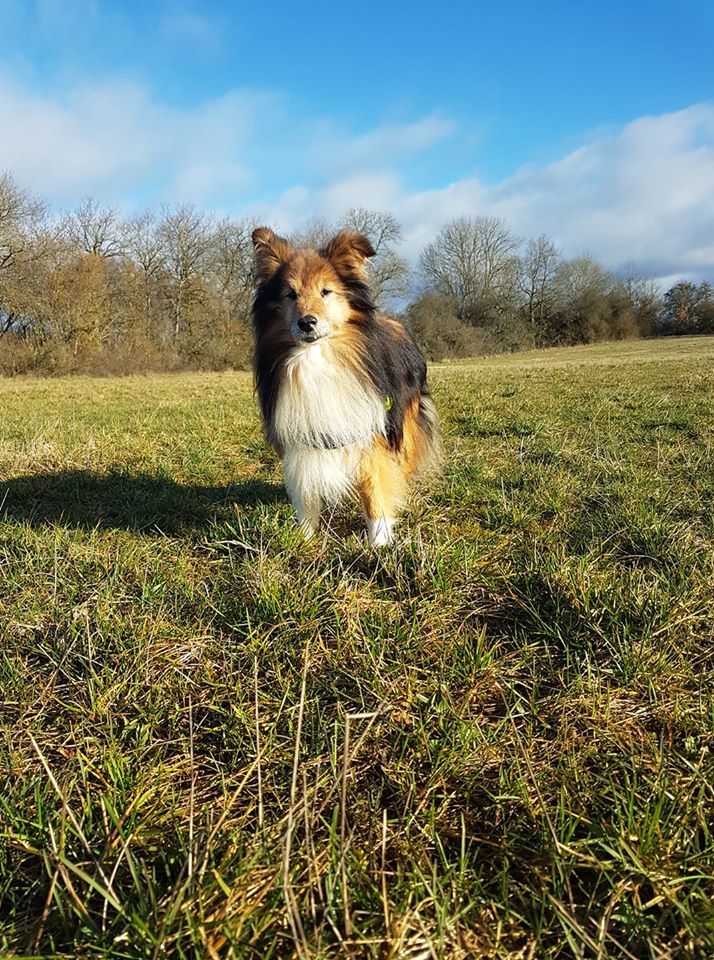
[1,0,713,283]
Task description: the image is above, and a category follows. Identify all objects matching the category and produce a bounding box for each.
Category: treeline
[0,171,712,375]
[410,219,714,359]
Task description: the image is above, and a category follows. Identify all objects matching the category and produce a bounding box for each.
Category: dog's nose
[298,315,318,332]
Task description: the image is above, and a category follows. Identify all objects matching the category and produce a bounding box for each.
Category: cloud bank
[0,72,712,284]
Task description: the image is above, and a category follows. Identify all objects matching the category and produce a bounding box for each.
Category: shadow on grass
[0,469,285,534]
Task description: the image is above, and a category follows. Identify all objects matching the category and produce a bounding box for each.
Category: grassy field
[1,336,713,959]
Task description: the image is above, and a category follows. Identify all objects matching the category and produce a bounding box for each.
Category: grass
[0,335,713,959]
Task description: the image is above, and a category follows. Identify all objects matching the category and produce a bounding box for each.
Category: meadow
[1,336,713,958]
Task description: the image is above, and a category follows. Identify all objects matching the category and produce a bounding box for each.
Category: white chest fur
[272,343,386,450]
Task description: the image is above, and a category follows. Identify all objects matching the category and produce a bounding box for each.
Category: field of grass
[1,336,713,959]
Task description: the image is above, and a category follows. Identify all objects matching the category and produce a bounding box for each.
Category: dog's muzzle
[293,315,328,343]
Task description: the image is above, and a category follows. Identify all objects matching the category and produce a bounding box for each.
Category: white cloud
[259,104,714,283]
[0,71,712,284]
[305,114,456,177]
[478,105,714,278]
[0,77,453,215]
[0,78,266,206]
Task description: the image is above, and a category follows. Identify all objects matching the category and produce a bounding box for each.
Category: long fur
[251,227,440,545]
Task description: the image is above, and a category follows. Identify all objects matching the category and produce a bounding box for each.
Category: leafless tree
[290,217,333,251]
[338,208,409,306]
[0,172,47,274]
[555,255,611,305]
[126,210,165,277]
[125,211,166,335]
[64,197,126,258]
[519,235,561,345]
[210,218,255,299]
[550,256,616,343]
[0,173,50,336]
[157,205,216,342]
[419,215,519,321]
[289,209,409,308]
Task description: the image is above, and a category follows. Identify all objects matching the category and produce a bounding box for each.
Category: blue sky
[1,0,713,280]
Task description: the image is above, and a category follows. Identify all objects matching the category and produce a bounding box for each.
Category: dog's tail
[400,390,442,480]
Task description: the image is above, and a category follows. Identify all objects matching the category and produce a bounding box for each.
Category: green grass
[1,336,713,959]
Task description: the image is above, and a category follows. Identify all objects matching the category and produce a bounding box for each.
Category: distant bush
[404,292,498,361]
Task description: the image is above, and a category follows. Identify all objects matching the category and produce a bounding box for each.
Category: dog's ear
[252,227,292,282]
[321,230,376,280]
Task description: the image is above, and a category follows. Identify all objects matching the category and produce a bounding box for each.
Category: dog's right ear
[252,227,292,282]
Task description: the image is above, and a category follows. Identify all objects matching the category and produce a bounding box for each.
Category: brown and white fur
[251,227,440,546]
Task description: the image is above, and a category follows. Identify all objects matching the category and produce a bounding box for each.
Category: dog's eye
[321,288,332,297]
[285,289,297,300]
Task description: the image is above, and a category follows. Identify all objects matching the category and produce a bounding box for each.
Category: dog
[250,226,440,546]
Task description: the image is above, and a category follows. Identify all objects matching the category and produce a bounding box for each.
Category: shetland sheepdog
[251,227,440,546]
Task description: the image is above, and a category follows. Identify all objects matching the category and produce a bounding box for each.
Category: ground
[1,336,713,959]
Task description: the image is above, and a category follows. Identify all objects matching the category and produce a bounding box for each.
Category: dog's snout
[298,315,318,332]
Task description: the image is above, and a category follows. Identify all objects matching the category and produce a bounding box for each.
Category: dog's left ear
[321,231,376,279]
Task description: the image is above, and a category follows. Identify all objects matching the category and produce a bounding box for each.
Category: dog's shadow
[0,469,285,534]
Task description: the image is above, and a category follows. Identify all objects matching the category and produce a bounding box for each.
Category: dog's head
[252,227,376,344]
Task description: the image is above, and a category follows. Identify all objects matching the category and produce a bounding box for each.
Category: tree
[338,208,409,307]
[209,217,256,319]
[550,256,614,344]
[0,172,49,337]
[157,205,216,344]
[291,217,333,251]
[695,282,714,334]
[205,217,258,368]
[659,281,714,335]
[0,172,46,273]
[64,198,126,258]
[291,209,410,308]
[518,235,560,346]
[418,216,519,322]
[619,269,662,337]
[404,291,494,360]
[124,211,166,338]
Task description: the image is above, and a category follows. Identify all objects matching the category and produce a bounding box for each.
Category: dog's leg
[297,501,321,539]
[282,450,322,539]
[358,443,406,547]
[289,489,321,539]
[365,515,395,547]
[284,476,321,538]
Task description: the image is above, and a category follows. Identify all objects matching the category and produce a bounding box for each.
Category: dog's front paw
[298,518,320,540]
[366,517,395,547]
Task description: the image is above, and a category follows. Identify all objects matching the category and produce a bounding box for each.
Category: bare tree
[64,197,126,258]
[0,172,47,273]
[519,235,561,346]
[208,217,257,330]
[210,218,255,298]
[289,209,409,308]
[619,268,661,336]
[157,205,216,342]
[0,172,49,336]
[125,211,166,336]
[419,215,519,322]
[290,217,334,251]
[126,210,165,277]
[551,256,614,343]
[338,208,409,306]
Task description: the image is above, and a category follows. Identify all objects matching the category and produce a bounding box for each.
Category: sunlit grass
[1,336,713,958]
